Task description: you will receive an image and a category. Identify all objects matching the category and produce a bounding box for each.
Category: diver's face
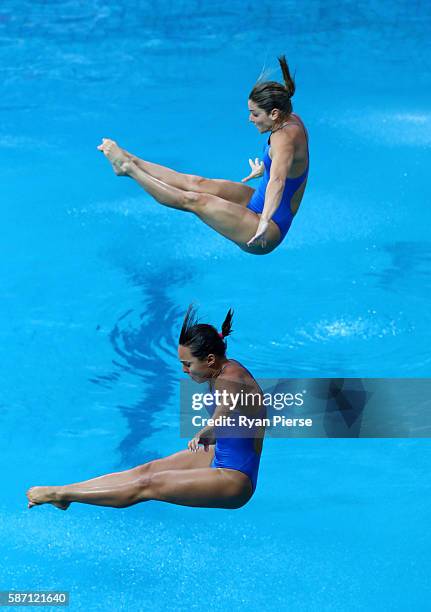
[178,345,214,383]
[248,100,274,133]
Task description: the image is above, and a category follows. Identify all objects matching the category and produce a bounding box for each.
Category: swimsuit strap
[270,114,308,142]
[270,120,295,135]
[218,361,230,377]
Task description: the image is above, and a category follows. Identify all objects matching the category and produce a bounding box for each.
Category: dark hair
[249,55,295,116]
[179,305,233,359]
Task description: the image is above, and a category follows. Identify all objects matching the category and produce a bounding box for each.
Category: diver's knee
[182,190,206,212]
[144,472,171,499]
[188,174,207,191]
[133,473,154,502]
[134,462,152,477]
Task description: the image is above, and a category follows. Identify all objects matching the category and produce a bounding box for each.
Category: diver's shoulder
[272,122,304,144]
[220,359,255,385]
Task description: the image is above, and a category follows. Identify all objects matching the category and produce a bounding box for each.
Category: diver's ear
[207,353,216,367]
[270,108,281,121]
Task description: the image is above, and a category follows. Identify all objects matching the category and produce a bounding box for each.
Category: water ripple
[89,264,192,466]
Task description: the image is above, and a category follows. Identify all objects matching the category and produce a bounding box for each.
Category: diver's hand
[247,217,270,248]
[188,436,201,453]
[241,158,264,182]
[187,434,213,453]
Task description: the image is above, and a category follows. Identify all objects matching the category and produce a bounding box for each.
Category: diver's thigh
[146,446,214,474]
[195,177,255,207]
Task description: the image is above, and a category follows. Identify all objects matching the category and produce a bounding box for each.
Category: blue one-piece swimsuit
[247,117,309,241]
[206,385,265,492]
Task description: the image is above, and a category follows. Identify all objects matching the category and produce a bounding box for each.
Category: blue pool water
[1,1,431,610]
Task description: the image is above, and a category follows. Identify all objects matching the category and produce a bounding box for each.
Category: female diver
[26,307,265,510]
[97,55,309,254]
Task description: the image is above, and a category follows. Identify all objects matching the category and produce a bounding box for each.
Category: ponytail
[220,308,234,339]
[278,55,295,99]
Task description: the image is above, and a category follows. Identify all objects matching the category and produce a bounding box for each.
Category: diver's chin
[190,374,205,383]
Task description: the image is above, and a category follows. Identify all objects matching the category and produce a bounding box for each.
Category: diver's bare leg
[25,448,214,509]
[52,448,214,491]
[121,160,280,253]
[98,139,254,206]
[27,467,252,510]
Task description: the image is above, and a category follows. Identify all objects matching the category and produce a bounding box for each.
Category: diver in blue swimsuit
[182,307,265,496]
[26,306,264,511]
[97,55,309,255]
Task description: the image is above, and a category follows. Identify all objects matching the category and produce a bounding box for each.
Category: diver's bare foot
[97,138,129,175]
[120,160,139,177]
[26,486,70,511]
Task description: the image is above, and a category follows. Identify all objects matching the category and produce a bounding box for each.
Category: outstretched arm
[247,132,294,247]
[262,142,293,218]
